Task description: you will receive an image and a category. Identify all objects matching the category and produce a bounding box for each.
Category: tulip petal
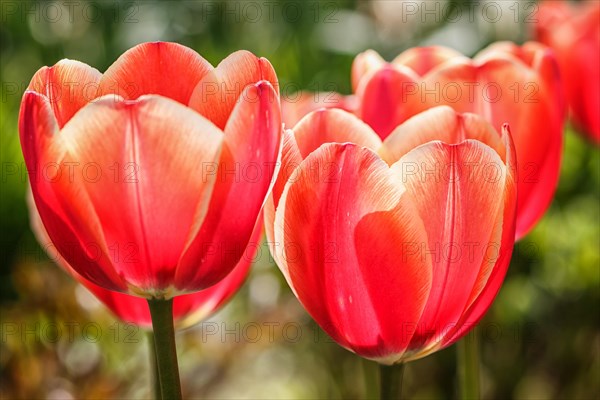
[188,50,279,129]
[416,59,479,114]
[27,60,102,127]
[571,39,600,141]
[475,41,565,118]
[535,1,572,44]
[95,218,259,328]
[392,46,464,76]
[441,126,517,346]
[53,95,223,296]
[20,91,128,292]
[27,189,146,323]
[405,52,562,239]
[281,91,356,129]
[274,143,431,361]
[475,56,563,239]
[380,106,505,165]
[356,65,422,140]
[460,126,517,303]
[29,183,257,328]
[174,218,260,329]
[351,50,386,92]
[99,42,213,104]
[271,130,303,212]
[267,109,382,267]
[176,81,281,291]
[293,108,382,158]
[390,139,509,351]
[264,130,303,268]
[539,3,600,142]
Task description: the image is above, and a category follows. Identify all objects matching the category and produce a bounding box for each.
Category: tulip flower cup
[265,105,518,397]
[19,42,283,400]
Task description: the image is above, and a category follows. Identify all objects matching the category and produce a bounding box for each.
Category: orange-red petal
[20,91,128,292]
[27,60,102,127]
[98,42,213,104]
[392,139,511,352]
[380,106,506,165]
[356,65,421,140]
[26,93,223,296]
[176,81,281,291]
[274,143,431,362]
[188,51,279,129]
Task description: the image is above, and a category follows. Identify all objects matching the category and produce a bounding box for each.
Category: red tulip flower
[535,0,600,143]
[282,43,563,240]
[19,42,282,299]
[27,190,259,329]
[265,106,517,363]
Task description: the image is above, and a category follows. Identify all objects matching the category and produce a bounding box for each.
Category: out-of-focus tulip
[266,106,517,364]
[281,91,357,129]
[282,43,563,239]
[352,43,563,239]
[27,190,259,329]
[20,42,282,299]
[535,0,600,143]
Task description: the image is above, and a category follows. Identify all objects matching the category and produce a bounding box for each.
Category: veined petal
[19,91,127,292]
[56,94,223,296]
[27,60,102,127]
[30,184,256,328]
[274,143,431,361]
[188,50,279,129]
[441,125,517,346]
[176,81,281,291]
[27,190,145,323]
[99,42,213,104]
[95,218,259,328]
[458,125,517,311]
[391,139,509,351]
[380,106,505,165]
[403,52,562,239]
[268,108,382,266]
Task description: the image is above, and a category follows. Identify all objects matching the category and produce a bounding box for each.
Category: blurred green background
[1,0,598,398]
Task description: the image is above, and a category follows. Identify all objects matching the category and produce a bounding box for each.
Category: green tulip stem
[458,328,480,400]
[362,358,378,399]
[147,331,161,400]
[147,298,182,400]
[379,362,405,399]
